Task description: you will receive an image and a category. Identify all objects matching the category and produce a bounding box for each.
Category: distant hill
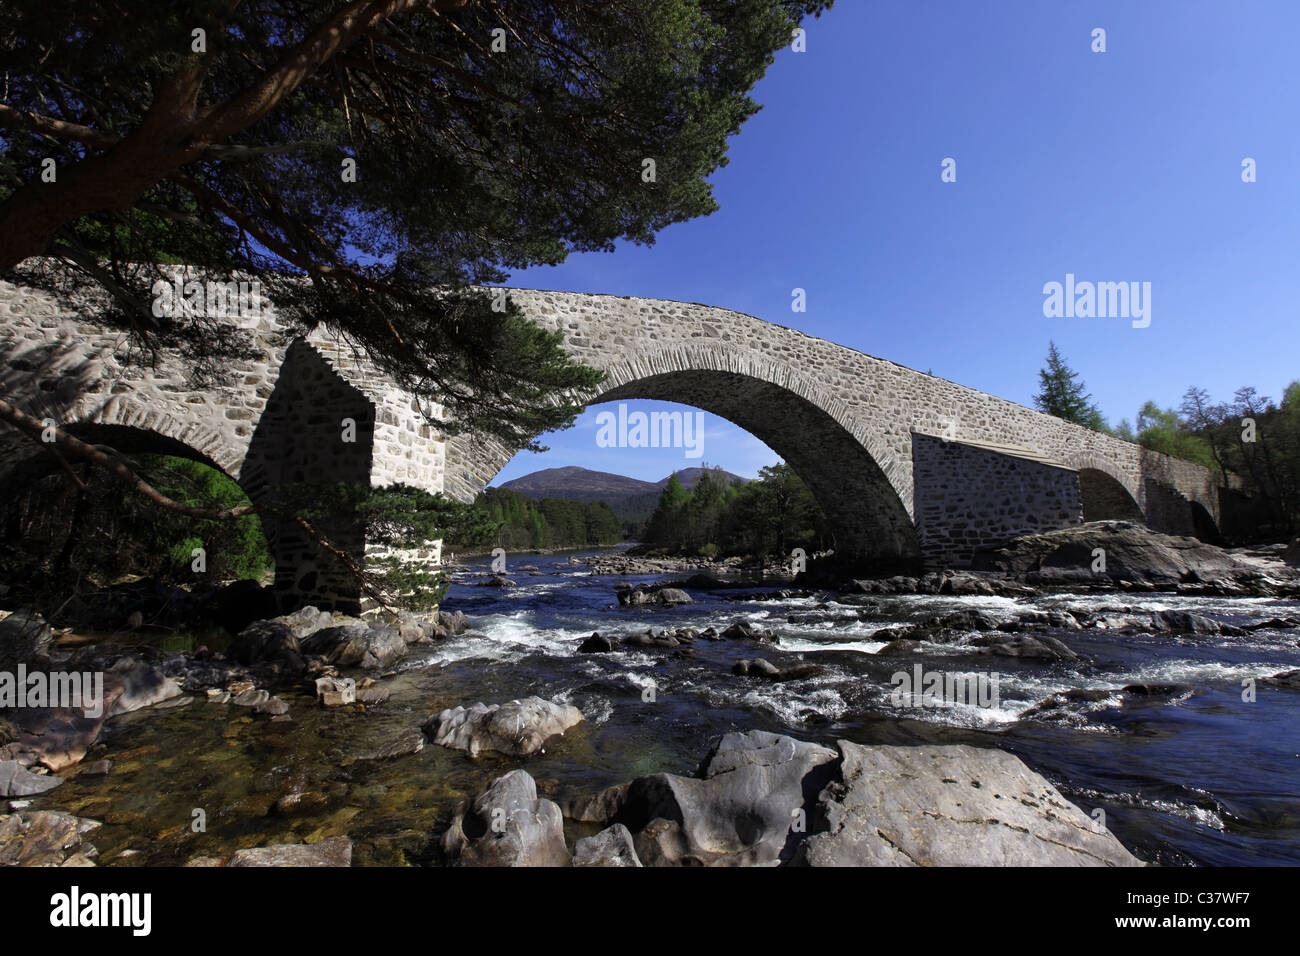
[498,465,749,524]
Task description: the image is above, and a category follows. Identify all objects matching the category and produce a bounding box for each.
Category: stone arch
[445,346,922,569]
[1077,467,1145,522]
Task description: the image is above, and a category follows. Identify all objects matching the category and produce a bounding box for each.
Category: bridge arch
[446,345,922,569]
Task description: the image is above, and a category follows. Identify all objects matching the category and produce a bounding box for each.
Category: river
[41,547,1300,866]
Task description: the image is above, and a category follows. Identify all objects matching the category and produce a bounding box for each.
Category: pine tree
[1033,342,1107,431]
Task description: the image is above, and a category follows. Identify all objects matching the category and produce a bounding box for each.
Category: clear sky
[494,0,1300,486]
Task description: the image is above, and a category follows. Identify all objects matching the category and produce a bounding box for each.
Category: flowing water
[37,548,1300,866]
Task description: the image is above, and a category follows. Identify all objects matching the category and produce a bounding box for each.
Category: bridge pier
[911,434,1084,568]
[240,341,377,614]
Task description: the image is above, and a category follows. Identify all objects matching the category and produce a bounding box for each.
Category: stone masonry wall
[912,434,1083,567]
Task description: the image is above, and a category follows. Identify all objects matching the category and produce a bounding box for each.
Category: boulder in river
[573,823,642,867]
[229,620,304,671]
[577,730,839,866]
[795,741,1141,866]
[578,633,618,653]
[971,520,1257,588]
[425,696,583,757]
[442,768,570,867]
[0,760,61,797]
[617,586,693,607]
[300,623,406,670]
[228,835,352,867]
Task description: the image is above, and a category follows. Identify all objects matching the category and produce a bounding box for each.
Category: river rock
[617,586,693,606]
[969,633,1080,660]
[573,824,642,867]
[578,633,617,653]
[584,730,839,866]
[720,620,779,644]
[442,769,569,867]
[300,623,406,670]
[228,835,352,867]
[105,658,183,715]
[315,676,356,707]
[971,521,1252,587]
[425,697,582,757]
[0,810,101,866]
[1263,669,1300,690]
[0,760,61,797]
[229,620,304,671]
[732,658,822,681]
[795,742,1141,866]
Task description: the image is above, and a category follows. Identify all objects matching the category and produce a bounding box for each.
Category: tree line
[1034,341,1299,538]
[466,487,623,552]
[641,464,831,558]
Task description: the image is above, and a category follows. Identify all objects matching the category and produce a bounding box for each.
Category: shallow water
[31,549,1300,866]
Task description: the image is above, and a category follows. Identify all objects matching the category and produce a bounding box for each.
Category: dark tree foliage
[0,453,271,600]
[1,0,831,450]
[467,486,622,550]
[644,463,828,557]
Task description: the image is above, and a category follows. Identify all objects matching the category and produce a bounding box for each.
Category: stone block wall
[912,434,1083,568]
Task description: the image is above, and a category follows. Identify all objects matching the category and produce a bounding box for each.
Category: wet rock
[720,621,779,644]
[477,575,516,588]
[442,769,569,867]
[622,631,679,649]
[969,633,1080,660]
[80,759,112,777]
[1019,688,1115,722]
[106,659,184,715]
[301,623,406,670]
[733,658,781,678]
[732,658,821,682]
[228,835,352,867]
[617,586,693,606]
[581,730,838,867]
[573,824,642,867]
[562,783,631,824]
[0,810,101,866]
[229,620,304,671]
[0,760,61,797]
[315,676,356,707]
[578,633,617,653]
[437,610,468,635]
[1149,610,1243,636]
[971,521,1256,588]
[795,741,1142,866]
[425,697,582,757]
[1262,669,1300,690]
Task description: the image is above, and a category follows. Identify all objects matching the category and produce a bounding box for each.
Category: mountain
[498,466,659,501]
[497,465,750,524]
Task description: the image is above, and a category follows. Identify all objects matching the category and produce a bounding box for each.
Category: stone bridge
[0,277,1224,612]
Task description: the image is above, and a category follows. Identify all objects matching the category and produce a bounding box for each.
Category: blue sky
[494,0,1300,486]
